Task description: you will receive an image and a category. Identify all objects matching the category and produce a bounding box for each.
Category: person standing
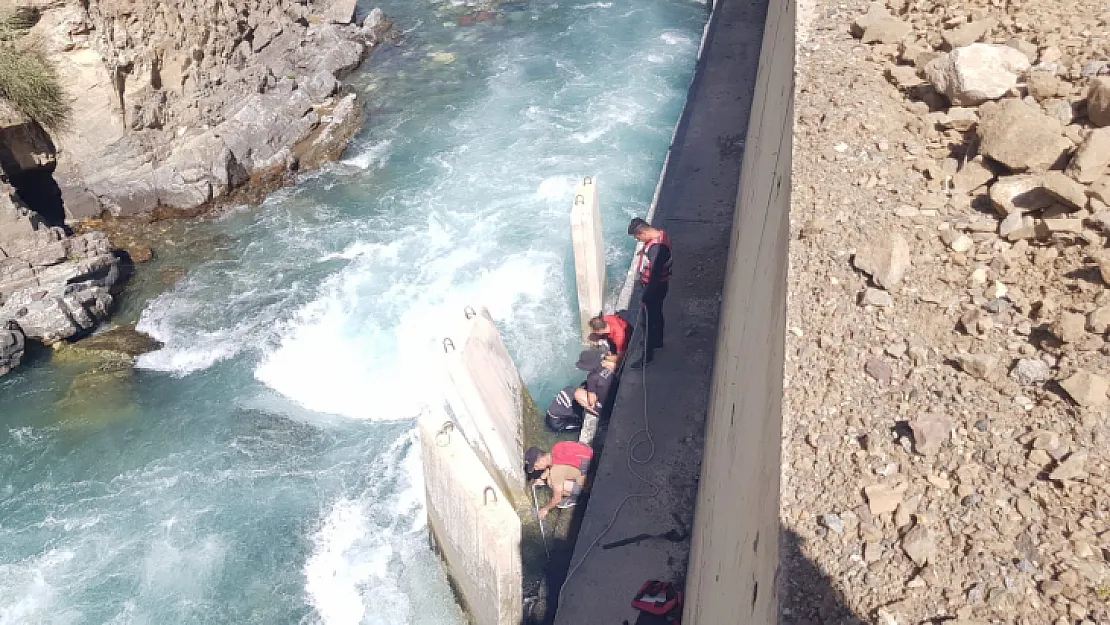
[627,217,672,369]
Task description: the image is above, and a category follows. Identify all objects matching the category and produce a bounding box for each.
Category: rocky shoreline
[0,0,393,377]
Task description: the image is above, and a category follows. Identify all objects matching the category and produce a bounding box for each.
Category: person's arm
[539,483,564,520]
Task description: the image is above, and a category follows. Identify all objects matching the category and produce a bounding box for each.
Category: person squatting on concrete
[627,217,672,369]
[587,312,632,360]
[544,350,616,432]
[525,441,593,520]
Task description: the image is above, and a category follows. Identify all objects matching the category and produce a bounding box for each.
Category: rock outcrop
[22,0,392,220]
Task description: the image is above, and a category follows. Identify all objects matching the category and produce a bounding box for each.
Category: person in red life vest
[524,441,593,520]
[588,312,632,359]
[627,217,672,369]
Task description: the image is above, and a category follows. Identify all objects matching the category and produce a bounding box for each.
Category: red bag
[551,441,593,470]
[632,580,682,623]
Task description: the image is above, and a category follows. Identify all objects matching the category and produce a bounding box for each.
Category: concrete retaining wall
[681,0,794,622]
[419,411,523,625]
[570,176,604,341]
[441,307,527,502]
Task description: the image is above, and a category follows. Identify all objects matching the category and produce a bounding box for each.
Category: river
[0,0,704,622]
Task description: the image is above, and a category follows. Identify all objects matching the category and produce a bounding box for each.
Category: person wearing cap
[588,312,632,359]
[627,217,672,369]
[573,350,619,415]
[525,444,590,520]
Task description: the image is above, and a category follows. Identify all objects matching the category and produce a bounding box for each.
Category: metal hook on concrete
[582,176,593,185]
[463,306,476,320]
[443,338,455,353]
[574,194,585,206]
[436,421,454,447]
[483,486,497,506]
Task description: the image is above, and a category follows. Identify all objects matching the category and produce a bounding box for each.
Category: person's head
[575,349,605,372]
[525,446,553,473]
[588,314,609,334]
[627,217,658,243]
[602,353,619,369]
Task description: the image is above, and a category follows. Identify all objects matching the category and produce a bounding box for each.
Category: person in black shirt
[574,352,618,415]
[544,386,585,432]
[627,217,672,369]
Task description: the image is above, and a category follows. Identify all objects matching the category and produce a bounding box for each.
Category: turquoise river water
[0,0,705,622]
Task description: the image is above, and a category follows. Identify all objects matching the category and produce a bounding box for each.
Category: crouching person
[525,441,594,521]
[544,386,585,432]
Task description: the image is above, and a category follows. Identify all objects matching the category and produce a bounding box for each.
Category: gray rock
[901,522,935,566]
[820,514,845,535]
[865,357,893,384]
[324,0,357,24]
[1067,128,1110,184]
[908,415,952,456]
[1089,77,1110,127]
[1041,172,1087,210]
[924,44,1031,106]
[0,319,24,376]
[861,287,894,308]
[989,175,1054,214]
[853,234,910,289]
[851,3,911,44]
[1049,451,1088,481]
[1010,358,1050,384]
[955,353,996,380]
[978,100,1072,171]
[1059,371,1109,407]
[301,70,339,102]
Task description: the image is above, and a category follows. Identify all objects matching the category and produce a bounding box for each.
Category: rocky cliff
[10,0,390,220]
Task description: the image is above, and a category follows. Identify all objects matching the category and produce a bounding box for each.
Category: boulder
[988,175,1054,214]
[1010,358,1050,385]
[853,234,910,290]
[924,44,1030,106]
[1059,371,1108,407]
[851,4,911,44]
[1067,128,1110,183]
[955,353,996,380]
[1041,172,1087,210]
[977,100,1072,171]
[1089,78,1110,127]
[0,319,24,376]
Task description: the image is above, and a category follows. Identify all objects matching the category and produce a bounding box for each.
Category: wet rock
[955,353,997,380]
[924,44,1031,106]
[1059,371,1108,407]
[1067,128,1110,184]
[1010,358,1050,384]
[66,325,163,359]
[989,175,1054,214]
[864,482,907,515]
[1041,172,1087,210]
[1049,451,1088,482]
[853,234,910,289]
[1088,77,1110,127]
[901,521,935,566]
[909,415,952,456]
[0,320,24,376]
[1050,312,1086,343]
[851,4,911,44]
[978,100,1072,171]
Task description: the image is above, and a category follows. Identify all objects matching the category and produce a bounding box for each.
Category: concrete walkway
[553,0,770,621]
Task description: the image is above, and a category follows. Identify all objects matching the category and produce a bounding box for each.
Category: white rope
[559,302,661,596]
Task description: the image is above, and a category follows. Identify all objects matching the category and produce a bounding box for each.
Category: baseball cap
[575,349,604,371]
[524,446,543,473]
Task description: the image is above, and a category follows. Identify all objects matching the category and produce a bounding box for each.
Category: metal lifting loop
[582,176,593,185]
[436,421,454,447]
[443,338,455,353]
[574,194,585,206]
[483,486,497,505]
[463,306,476,320]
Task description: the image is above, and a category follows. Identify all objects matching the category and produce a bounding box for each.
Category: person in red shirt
[588,312,631,358]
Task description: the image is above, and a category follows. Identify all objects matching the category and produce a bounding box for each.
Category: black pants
[641,282,668,360]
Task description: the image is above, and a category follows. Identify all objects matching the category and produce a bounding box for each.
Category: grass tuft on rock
[0,9,70,130]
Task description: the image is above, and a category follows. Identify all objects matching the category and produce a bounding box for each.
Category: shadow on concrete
[779,528,866,625]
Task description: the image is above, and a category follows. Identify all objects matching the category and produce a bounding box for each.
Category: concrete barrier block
[419,412,523,625]
[441,306,527,501]
[570,176,605,340]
